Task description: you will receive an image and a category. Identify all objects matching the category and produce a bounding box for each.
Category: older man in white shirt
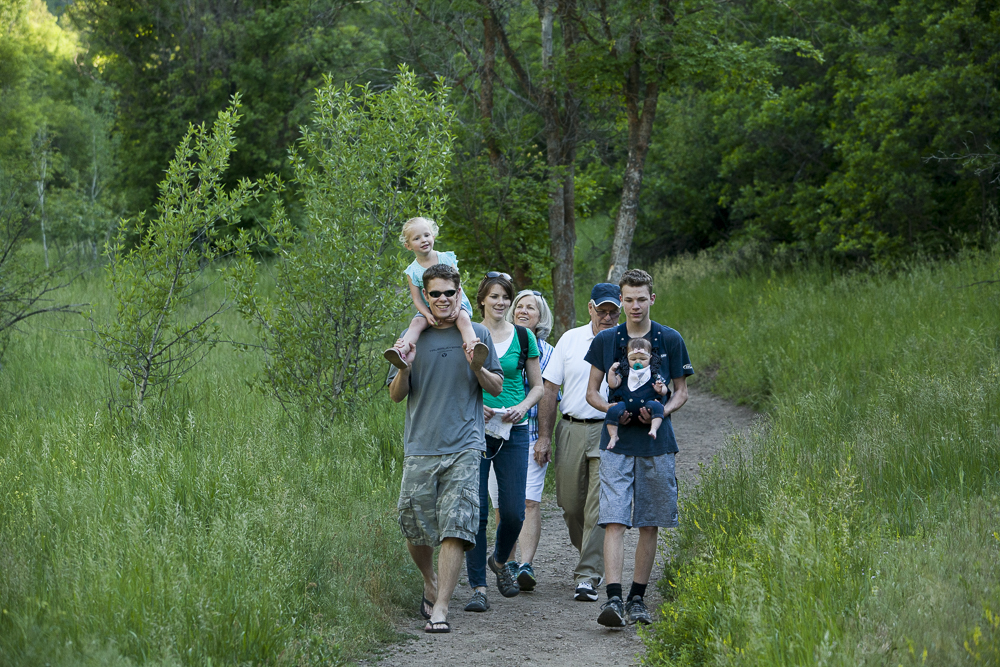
[533,283,620,601]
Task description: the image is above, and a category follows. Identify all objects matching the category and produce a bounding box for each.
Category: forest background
[2,0,999,665]
[5,0,999,330]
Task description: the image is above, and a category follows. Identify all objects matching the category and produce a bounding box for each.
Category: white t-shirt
[542,323,609,419]
[493,329,514,358]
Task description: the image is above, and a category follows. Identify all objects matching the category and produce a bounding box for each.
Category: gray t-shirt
[387,323,502,457]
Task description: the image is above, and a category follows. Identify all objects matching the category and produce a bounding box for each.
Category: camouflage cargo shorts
[397,449,480,551]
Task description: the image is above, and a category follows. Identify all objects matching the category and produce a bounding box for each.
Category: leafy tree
[2,0,124,264]
[231,67,454,418]
[636,0,1000,264]
[444,129,552,291]
[44,81,122,262]
[0,158,82,362]
[390,0,592,334]
[95,97,274,414]
[70,0,389,213]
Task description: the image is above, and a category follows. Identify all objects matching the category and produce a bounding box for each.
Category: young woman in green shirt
[463,272,544,612]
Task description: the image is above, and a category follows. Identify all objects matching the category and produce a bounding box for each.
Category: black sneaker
[516,562,537,592]
[574,580,599,601]
[597,596,627,627]
[488,554,520,597]
[464,590,490,612]
[624,595,652,625]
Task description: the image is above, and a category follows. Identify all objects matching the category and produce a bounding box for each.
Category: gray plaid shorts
[397,449,480,550]
[598,450,678,528]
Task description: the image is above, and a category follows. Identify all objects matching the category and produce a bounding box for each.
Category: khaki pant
[554,419,605,584]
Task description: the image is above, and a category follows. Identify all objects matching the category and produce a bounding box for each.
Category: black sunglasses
[427,289,458,298]
[485,271,511,280]
[531,290,543,297]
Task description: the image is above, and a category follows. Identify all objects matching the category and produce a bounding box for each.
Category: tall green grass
[0,267,415,665]
[645,248,1000,665]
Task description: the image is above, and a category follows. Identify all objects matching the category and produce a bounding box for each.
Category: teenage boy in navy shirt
[584,269,694,627]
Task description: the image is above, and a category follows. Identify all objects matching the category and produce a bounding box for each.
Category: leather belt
[562,414,603,424]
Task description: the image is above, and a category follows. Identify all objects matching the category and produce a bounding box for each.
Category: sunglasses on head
[427,289,458,298]
[531,290,543,297]
[485,271,511,280]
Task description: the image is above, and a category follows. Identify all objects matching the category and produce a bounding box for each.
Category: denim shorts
[397,449,480,550]
[598,450,678,528]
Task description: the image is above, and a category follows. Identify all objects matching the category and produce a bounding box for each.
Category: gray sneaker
[488,553,520,598]
[597,596,627,627]
[464,590,490,612]
[624,595,652,625]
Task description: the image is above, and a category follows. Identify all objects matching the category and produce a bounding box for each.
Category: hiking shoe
[516,562,537,592]
[624,595,652,625]
[488,554,520,598]
[597,596,627,628]
[464,590,490,612]
[574,580,599,602]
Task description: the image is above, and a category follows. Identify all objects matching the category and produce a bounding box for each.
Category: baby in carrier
[604,337,669,450]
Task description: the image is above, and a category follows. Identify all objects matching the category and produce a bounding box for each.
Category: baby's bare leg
[606,422,619,450]
[648,417,663,438]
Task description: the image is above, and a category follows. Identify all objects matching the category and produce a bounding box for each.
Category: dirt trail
[362,388,757,667]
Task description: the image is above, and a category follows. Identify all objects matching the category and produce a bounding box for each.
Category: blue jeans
[466,427,529,589]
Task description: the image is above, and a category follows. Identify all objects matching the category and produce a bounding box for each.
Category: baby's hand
[653,380,668,396]
[610,361,621,375]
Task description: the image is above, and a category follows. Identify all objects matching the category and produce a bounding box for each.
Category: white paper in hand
[485,408,513,441]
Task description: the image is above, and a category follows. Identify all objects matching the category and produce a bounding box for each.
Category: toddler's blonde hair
[399,217,440,246]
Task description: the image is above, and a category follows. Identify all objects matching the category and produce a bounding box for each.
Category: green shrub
[0,274,414,666]
[232,67,454,418]
[94,96,275,415]
[644,246,1000,665]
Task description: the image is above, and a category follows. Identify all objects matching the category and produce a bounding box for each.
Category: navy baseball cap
[590,283,621,308]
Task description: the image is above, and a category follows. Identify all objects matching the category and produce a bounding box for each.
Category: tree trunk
[479,11,501,170]
[33,137,50,270]
[607,58,659,283]
[540,0,577,336]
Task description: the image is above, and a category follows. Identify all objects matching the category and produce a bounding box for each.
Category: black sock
[628,582,648,600]
[607,583,622,600]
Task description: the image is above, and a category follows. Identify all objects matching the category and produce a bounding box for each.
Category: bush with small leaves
[95,95,276,414]
[230,67,454,418]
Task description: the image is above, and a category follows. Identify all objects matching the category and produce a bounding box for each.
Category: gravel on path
[362,388,757,667]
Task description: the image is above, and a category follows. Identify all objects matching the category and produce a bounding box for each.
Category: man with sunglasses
[534,283,621,602]
[388,263,504,633]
